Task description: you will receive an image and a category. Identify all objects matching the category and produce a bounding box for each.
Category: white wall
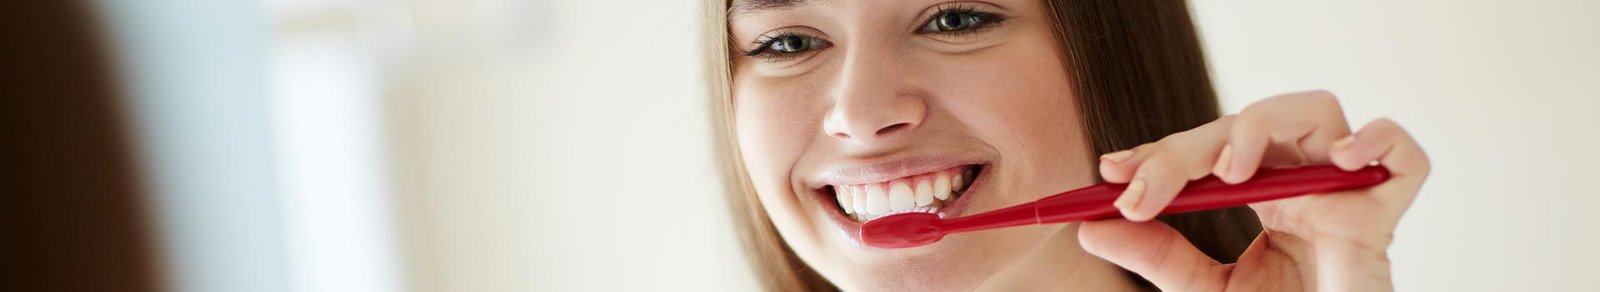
[1191,0,1600,290]
[388,0,756,290]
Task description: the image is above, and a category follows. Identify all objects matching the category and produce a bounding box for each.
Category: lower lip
[821,165,986,248]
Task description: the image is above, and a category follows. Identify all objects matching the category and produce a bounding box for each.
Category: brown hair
[700,0,1261,290]
[1,0,162,290]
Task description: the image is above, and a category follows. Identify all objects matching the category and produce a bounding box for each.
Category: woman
[702,0,1430,290]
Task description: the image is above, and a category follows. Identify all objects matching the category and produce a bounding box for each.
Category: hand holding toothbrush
[1084,91,1431,291]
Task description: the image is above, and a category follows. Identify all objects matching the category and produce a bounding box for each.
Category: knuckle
[1284,90,1347,120]
[1252,89,1346,117]
[1363,117,1403,137]
[1371,117,1400,129]
[1138,152,1176,178]
[1147,232,1175,269]
[1185,163,1212,180]
[1276,89,1337,104]
[1366,117,1433,174]
[1146,144,1220,180]
[1308,91,1347,117]
[1131,142,1160,156]
[1160,129,1199,145]
[1195,115,1236,136]
[1418,155,1433,174]
[1229,114,1266,137]
[1303,89,1338,101]
[1229,111,1255,126]
[1214,114,1238,125]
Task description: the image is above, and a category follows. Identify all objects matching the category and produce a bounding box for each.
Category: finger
[1219,90,1352,183]
[1115,156,1179,221]
[1098,143,1152,184]
[1330,118,1430,176]
[1080,220,1228,291]
[1226,233,1311,292]
[1221,111,1271,183]
[1329,118,1430,219]
[1116,150,1202,221]
[1109,120,1231,221]
[1099,117,1228,184]
[1248,118,1425,291]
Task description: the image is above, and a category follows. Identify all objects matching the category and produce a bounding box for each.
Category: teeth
[933,172,952,200]
[865,184,889,215]
[851,186,868,215]
[837,187,855,214]
[828,166,978,222]
[952,173,965,192]
[914,179,934,206]
[889,181,914,212]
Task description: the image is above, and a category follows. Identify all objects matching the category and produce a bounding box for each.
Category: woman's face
[729,0,1099,290]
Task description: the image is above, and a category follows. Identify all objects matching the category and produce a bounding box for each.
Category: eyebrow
[728,0,814,18]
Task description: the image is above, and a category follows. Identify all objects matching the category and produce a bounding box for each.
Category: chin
[811,229,1045,292]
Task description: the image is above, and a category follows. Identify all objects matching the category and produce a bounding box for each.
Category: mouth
[820,164,983,223]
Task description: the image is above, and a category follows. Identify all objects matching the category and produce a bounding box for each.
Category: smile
[825,165,981,222]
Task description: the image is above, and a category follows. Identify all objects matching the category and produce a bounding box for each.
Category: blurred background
[2,0,1595,291]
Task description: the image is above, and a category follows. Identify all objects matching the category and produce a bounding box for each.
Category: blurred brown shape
[0,0,162,291]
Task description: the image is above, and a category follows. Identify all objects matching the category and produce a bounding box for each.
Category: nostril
[875,123,913,136]
[832,132,851,139]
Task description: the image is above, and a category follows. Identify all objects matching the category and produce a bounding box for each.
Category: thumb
[1079,219,1228,291]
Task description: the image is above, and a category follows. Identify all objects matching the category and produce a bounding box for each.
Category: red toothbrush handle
[1034,165,1391,223]
[860,167,1389,248]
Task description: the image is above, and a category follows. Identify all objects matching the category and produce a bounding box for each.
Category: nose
[821,45,926,143]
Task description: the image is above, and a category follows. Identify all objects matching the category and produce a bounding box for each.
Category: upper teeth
[834,166,974,222]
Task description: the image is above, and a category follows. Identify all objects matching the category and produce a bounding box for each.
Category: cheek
[924,36,1078,132]
[732,78,825,221]
[980,57,1080,146]
[929,40,1090,190]
[944,65,1075,128]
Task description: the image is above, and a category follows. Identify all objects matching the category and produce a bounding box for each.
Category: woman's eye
[745,34,831,60]
[920,8,1003,33]
[766,35,814,53]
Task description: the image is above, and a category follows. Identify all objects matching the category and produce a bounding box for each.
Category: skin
[1088,91,1431,291]
[727,0,1429,291]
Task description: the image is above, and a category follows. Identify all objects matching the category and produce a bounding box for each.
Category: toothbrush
[860,165,1390,248]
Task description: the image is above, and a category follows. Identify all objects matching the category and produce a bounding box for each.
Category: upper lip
[806,154,988,189]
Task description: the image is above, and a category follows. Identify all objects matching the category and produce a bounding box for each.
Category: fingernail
[1114,178,1145,211]
[1332,135,1356,150]
[1213,145,1233,177]
[1101,150,1134,163]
